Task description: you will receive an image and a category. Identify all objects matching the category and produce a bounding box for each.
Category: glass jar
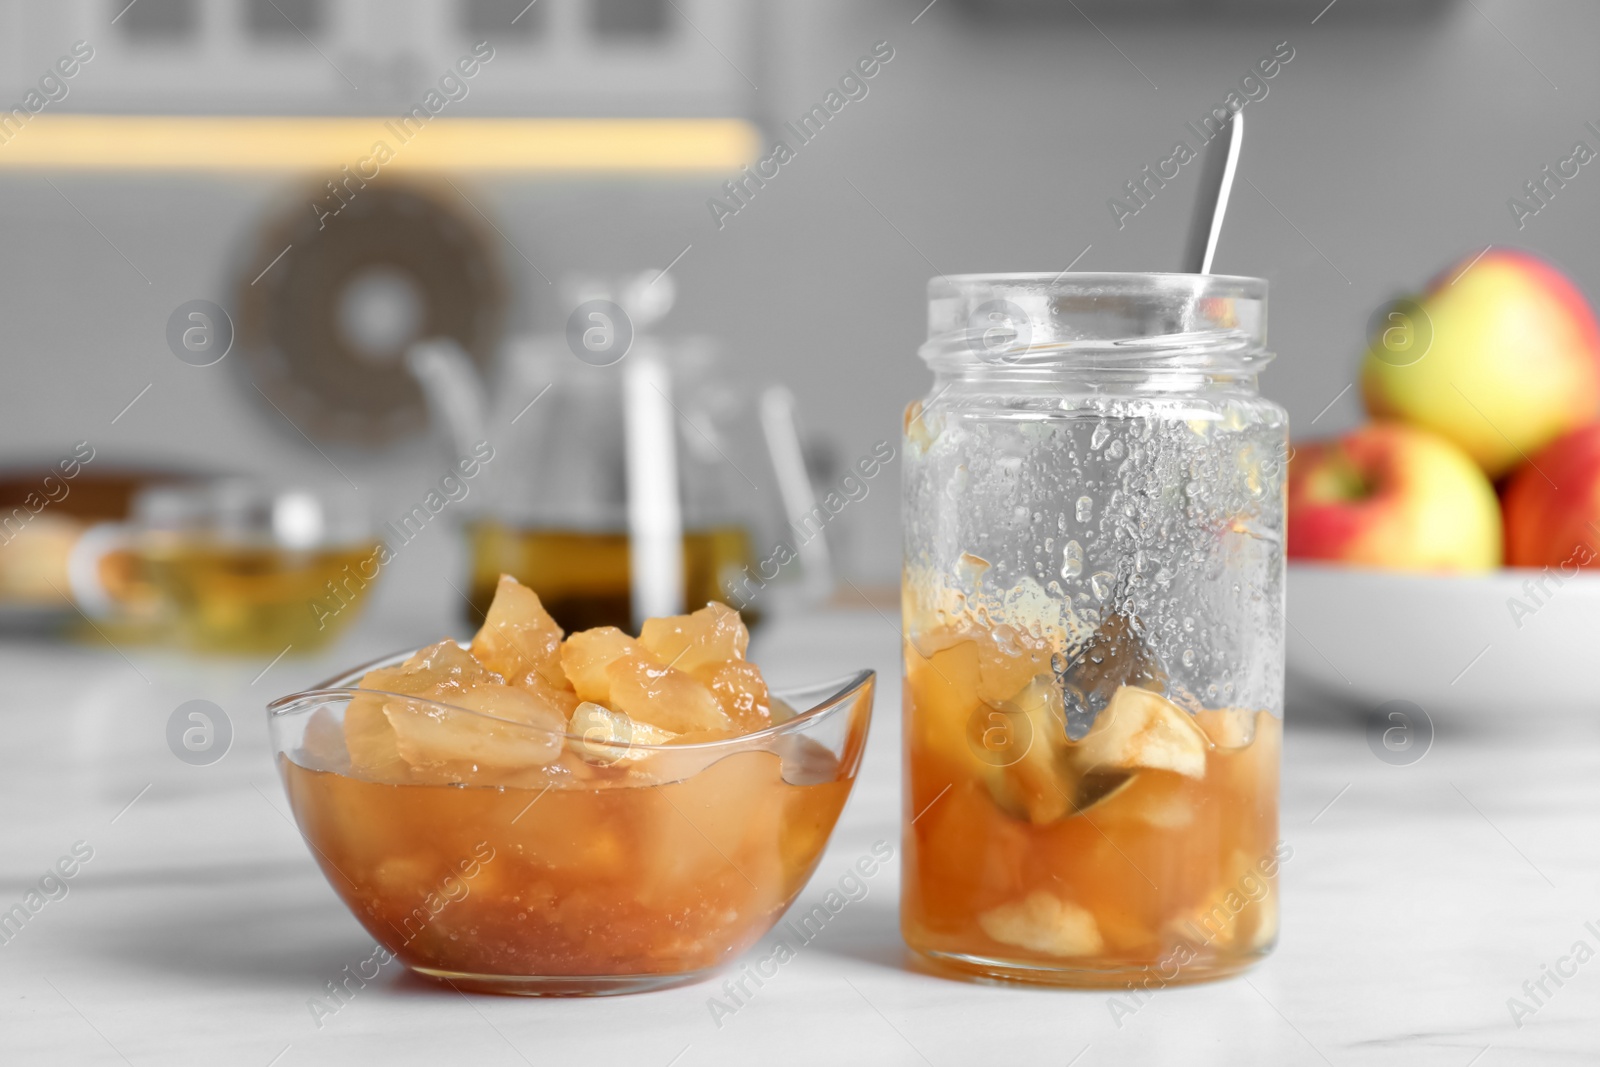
[900,273,1287,987]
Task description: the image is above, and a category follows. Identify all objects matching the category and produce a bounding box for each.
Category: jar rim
[922,271,1269,372]
[930,271,1266,289]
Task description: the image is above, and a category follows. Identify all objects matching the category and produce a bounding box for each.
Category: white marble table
[1,607,1595,1065]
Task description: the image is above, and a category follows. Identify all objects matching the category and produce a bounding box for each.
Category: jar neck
[921,272,1271,389]
[929,364,1263,398]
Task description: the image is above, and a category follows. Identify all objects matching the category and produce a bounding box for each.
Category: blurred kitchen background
[0,0,1594,644]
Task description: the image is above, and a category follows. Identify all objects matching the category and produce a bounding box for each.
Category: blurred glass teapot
[407,271,830,633]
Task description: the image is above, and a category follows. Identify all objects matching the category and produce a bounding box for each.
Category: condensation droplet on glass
[1089,571,1113,600]
[1090,423,1110,450]
[1012,505,1029,524]
[1183,616,1195,632]
[1182,648,1195,667]
[1061,540,1083,579]
[1107,439,1126,459]
[1076,496,1093,523]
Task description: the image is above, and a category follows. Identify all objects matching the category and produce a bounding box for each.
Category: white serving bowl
[1286,562,1600,721]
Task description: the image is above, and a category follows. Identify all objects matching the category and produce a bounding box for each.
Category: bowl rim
[1287,560,1600,585]
[266,643,875,754]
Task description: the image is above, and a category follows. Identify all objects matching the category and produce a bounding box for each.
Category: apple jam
[902,273,1287,985]
[900,622,1281,984]
[275,576,863,991]
[282,744,853,981]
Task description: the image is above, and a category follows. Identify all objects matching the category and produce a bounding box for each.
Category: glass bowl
[267,648,874,996]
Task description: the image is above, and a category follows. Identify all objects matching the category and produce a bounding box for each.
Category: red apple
[1288,422,1502,571]
[1360,249,1600,479]
[1502,423,1600,569]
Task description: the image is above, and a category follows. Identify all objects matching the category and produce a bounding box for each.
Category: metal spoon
[1182,109,1244,275]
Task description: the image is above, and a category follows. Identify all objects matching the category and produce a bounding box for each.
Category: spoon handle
[1183,109,1244,275]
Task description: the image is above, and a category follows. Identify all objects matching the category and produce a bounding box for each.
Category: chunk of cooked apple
[471,574,578,715]
[386,683,565,770]
[1074,685,1210,780]
[979,891,1105,957]
[639,601,748,674]
[977,674,1074,825]
[699,659,773,733]
[560,627,645,706]
[569,701,677,763]
[606,650,732,735]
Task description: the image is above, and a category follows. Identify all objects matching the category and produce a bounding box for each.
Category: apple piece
[1502,423,1600,569]
[569,701,676,763]
[385,684,565,770]
[699,659,773,733]
[469,574,571,694]
[1074,685,1209,780]
[903,398,938,455]
[638,601,749,674]
[1094,768,1194,830]
[1194,707,1257,750]
[606,650,733,734]
[1166,849,1278,951]
[522,673,581,720]
[560,626,648,705]
[977,675,1074,825]
[978,891,1105,957]
[362,639,495,700]
[343,691,409,782]
[300,706,350,773]
[1361,249,1600,479]
[454,676,571,725]
[905,633,982,773]
[770,733,840,786]
[1287,422,1502,571]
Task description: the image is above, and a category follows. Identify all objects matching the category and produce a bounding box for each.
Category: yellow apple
[1287,422,1501,571]
[1360,249,1600,479]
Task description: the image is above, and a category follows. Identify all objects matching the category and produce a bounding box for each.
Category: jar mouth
[922,272,1269,372]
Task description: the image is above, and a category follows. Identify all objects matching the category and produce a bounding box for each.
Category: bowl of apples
[1287,249,1600,720]
[267,576,874,995]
